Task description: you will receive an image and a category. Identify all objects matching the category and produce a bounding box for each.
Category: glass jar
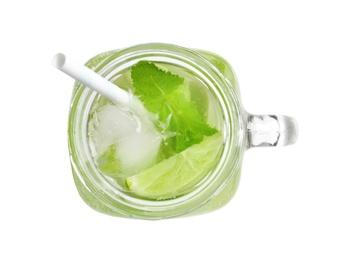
[68,43,298,219]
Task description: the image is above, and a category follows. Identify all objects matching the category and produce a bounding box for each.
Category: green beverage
[88,60,224,200]
[67,43,296,219]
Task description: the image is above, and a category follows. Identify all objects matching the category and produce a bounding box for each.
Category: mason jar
[68,43,298,219]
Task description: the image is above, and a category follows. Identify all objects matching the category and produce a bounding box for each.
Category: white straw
[52,53,130,106]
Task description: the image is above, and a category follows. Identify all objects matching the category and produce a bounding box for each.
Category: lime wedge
[126,133,223,200]
[96,144,121,177]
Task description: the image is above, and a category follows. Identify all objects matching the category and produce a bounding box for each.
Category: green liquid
[70,47,242,218]
[87,62,224,199]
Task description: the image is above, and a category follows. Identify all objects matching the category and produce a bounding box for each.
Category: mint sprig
[131,61,217,156]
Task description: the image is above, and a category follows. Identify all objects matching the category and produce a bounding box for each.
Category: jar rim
[68,43,244,219]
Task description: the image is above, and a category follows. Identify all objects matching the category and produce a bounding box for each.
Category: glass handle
[246,114,298,148]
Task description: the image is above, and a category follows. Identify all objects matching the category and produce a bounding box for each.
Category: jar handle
[246,114,298,148]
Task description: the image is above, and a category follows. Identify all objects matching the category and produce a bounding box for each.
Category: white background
[1,0,352,259]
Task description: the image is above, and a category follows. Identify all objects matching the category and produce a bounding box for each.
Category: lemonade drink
[68,44,243,219]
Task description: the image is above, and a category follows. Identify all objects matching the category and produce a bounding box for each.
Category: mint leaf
[131,61,217,155]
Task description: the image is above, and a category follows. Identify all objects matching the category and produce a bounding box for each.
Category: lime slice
[125,132,223,200]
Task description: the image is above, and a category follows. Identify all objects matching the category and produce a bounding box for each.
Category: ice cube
[117,126,162,175]
[91,104,162,176]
